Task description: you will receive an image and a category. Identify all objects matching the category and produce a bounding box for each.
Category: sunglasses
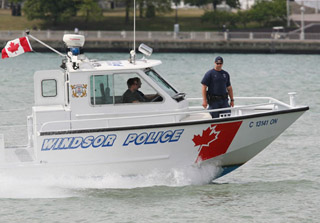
[216,63,223,65]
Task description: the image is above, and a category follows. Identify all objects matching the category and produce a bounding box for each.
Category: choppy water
[0,52,319,222]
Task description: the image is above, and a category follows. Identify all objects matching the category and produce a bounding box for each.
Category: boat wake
[0,164,221,199]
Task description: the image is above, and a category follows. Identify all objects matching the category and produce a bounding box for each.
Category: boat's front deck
[181,96,293,122]
[181,112,211,121]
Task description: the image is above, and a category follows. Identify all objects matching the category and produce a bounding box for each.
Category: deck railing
[39,96,292,133]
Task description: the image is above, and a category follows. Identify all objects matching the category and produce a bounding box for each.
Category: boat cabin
[31,35,188,137]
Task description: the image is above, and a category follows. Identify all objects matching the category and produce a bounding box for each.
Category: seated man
[133,77,160,102]
[122,78,146,103]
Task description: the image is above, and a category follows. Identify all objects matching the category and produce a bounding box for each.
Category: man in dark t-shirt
[122,78,146,103]
[201,56,234,118]
[132,77,160,102]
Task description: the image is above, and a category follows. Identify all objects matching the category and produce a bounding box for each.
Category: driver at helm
[122,78,146,103]
[132,77,160,102]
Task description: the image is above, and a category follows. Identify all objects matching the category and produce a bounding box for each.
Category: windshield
[145,69,178,97]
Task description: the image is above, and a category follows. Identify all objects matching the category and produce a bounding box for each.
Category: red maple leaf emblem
[7,42,20,53]
[192,122,242,163]
[192,126,220,148]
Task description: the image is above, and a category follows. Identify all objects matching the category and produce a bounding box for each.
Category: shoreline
[2,38,320,54]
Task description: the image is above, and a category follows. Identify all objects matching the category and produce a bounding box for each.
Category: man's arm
[202,84,208,109]
[144,94,158,101]
[227,86,234,107]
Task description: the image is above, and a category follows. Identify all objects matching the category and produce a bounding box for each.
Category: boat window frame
[144,68,178,98]
[112,71,164,105]
[89,71,164,106]
[41,79,57,98]
[90,74,114,106]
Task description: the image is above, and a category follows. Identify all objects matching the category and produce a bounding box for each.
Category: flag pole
[26,30,66,57]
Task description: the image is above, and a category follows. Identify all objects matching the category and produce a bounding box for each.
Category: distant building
[171,0,257,10]
[239,0,320,11]
[239,0,256,9]
[171,1,197,9]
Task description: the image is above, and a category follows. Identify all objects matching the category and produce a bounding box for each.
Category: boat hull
[1,108,307,180]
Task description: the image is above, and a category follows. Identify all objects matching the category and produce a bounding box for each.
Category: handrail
[75,107,188,118]
[187,96,291,109]
[39,100,285,133]
[188,96,275,101]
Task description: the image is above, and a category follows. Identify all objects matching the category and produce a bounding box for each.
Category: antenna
[129,0,136,64]
[133,0,136,52]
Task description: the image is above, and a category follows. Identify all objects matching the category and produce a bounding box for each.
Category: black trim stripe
[40,106,309,136]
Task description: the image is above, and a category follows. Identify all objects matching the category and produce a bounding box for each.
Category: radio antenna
[133,0,136,52]
[129,0,136,64]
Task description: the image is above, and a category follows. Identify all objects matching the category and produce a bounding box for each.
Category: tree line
[6,0,177,24]
[4,0,287,29]
[201,0,287,28]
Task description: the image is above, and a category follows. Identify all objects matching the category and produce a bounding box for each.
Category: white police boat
[0,34,308,180]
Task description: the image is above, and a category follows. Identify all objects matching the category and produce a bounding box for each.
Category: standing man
[201,56,234,118]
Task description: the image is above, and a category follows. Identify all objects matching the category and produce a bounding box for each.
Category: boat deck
[0,96,299,144]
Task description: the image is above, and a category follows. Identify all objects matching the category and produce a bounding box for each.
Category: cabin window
[90,75,114,105]
[41,79,57,97]
[113,73,162,104]
[145,69,177,97]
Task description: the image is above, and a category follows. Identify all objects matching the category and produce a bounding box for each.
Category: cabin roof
[68,59,162,73]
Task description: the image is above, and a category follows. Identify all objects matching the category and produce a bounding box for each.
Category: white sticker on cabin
[107,61,123,66]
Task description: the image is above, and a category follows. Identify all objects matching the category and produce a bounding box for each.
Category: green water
[0,52,319,222]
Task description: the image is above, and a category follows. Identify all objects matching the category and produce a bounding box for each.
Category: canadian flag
[1,36,32,59]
